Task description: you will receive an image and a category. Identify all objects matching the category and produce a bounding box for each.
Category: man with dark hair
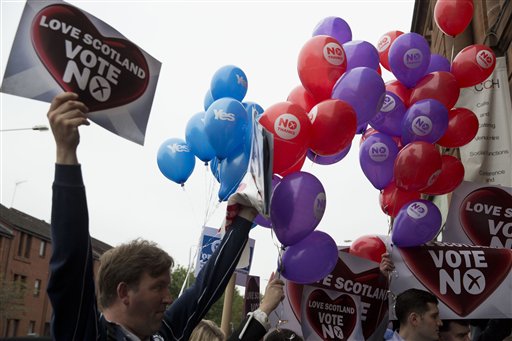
[389,288,443,341]
[46,92,259,340]
[439,320,470,341]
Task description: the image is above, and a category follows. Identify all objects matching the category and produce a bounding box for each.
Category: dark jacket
[47,164,252,340]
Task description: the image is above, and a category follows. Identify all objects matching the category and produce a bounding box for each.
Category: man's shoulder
[386,330,405,341]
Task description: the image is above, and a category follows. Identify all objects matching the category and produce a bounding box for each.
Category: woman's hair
[265,328,303,341]
[97,239,174,309]
[189,320,225,341]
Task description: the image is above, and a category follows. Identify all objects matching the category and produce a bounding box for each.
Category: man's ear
[408,312,420,327]
[117,282,130,306]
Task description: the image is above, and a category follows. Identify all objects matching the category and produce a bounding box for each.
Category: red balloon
[287,85,319,112]
[280,152,307,177]
[380,182,421,217]
[437,107,479,148]
[376,30,404,71]
[259,102,312,176]
[434,0,474,37]
[385,80,411,107]
[297,35,347,102]
[309,99,357,156]
[394,141,442,191]
[422,155,464,195]
[451,45,496,88]
[410,71,460,110]
[349,235,387,263]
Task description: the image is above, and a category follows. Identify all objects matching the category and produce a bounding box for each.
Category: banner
[443,181,512,248]
[269,248,389,341]
[194,226,255,283]
[244,276,260,315]
[389,241,512,319]
[1,0,161,145]
[456,56,512,186]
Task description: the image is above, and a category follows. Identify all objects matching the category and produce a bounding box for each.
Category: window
[16,232,32,258]
[13,273,27,291]
[43,323,51,336]
[28,321,35,334]
[39,240,46,257]
[5,319,19,337]
[34,279,41,296]
[24,234,32,258]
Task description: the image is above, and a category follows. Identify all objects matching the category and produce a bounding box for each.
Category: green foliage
[170,265,244,333]
[0,273,26,319]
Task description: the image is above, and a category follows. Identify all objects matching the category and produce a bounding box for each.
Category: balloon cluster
[157,65,265,203]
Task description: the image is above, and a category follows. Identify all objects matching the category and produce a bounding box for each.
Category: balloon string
[450,35,455,64]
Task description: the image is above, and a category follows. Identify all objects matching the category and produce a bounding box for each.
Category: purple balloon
[331,67,385,127]
[281,230,339,284]
[391,199,442,247]
[401,99,448,145]
[270,172,326,246]
[307,144,351,165]
[343,40,380,71]
[312,16,352,44]
[426,54,451,74]
[254,175,282,228]
[359,132,399,189]
[388,32,431,88]
[369,91,406,137]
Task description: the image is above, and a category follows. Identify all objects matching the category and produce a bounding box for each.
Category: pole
[220,273,236,336]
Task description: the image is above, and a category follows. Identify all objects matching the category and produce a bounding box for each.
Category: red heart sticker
[458,187,512,248]
[400,243,512,316]
[305,290,357,341]
[286,250,388,338]
[31,4,149,111]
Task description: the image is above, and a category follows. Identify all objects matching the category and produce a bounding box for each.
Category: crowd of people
[46,92,510,341]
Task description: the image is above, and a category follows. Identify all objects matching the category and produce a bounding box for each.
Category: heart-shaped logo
[31,4,149,111]
[286,250,388,339]
[400,242,512,316]
[305,290,357,340]
[458,186,512,248]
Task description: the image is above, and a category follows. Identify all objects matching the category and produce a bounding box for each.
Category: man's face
[416,302,443,341]
[126,270,172,338]
[439,321,471,341]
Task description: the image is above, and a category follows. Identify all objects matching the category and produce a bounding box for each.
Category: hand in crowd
[259,272,285,316]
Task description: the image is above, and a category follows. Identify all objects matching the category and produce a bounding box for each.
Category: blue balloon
[401,99,448,145]
[359,132,398,189]
[388,32,431,88]
[426,54,451,74]
[307,144,351,165]
[185,112,216,163]
[210,157,221,182]
[204,89,214,111]
[243,101,265,119]
[218,146,250,201]
[205,98,248,160]
[157,138,195,185]
[210,65,248,101]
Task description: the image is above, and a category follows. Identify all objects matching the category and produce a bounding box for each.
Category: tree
[170,265,244,331]
[0,273,26,320]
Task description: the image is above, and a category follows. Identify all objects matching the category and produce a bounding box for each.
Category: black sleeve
[228,315,267,341]
[476,319,512,341]
[160,216,252,341]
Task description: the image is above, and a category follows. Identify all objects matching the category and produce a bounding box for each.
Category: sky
[1,0,415,288]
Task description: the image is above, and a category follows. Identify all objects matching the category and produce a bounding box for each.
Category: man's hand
[379,252,395,277]
[47,92,89,165]
[259,272,285,315]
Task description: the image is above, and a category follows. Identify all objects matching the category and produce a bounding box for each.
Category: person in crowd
[189,320,225,341]
[229,272,285,340]
[264,328,303,341]
[439,320,470,341]
[46,92,260,340]
[469,319,512,341]
[388,288,443,341]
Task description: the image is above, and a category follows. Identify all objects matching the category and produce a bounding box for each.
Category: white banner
[456,56,512,186]
[443,181,512,248]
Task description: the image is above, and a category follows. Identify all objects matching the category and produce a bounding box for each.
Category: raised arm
[46,93,97,340]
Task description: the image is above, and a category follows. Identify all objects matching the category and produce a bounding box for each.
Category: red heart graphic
[31,4,149,111]
[400,243,512,316]
[286,250,388,339]
[458,187,512,248]
[305,290,357,341]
